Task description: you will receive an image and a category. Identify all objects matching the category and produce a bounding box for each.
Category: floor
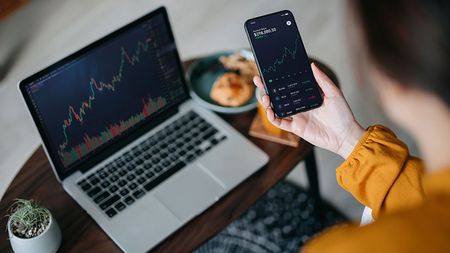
[0,0,419,221]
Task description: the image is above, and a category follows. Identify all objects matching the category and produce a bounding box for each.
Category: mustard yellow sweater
[304,125,450,253]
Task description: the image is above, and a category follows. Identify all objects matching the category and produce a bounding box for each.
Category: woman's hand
[253,63,364,159]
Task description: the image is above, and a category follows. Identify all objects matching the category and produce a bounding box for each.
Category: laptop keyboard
[77,111,227,218]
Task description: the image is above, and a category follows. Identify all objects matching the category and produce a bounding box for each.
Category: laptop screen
[21,8,187,178]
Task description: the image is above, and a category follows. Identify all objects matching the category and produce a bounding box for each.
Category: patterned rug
[195,180,347,253]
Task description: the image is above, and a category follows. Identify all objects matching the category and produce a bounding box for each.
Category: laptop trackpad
[154,164,225,221]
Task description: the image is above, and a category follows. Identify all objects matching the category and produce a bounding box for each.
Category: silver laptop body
[64,100,267,252]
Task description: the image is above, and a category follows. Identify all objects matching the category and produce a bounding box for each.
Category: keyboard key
[149,139,157,146]
[109,185,118,193]
[145,171,155,179]
[202,130,217,140]
[105,208,117,218]
[125,164,134,171]
[129,182,138,190]
[82,184,92,191]
[124,196,135,205]
[100,195,120,210]
[80,183,91,191]
[186,154,195,162]
[188,112,196,120]
[126,174,136,181]
[144,161,186,192]
[87,187,101,197]
[94,191,110,204]
[118,179,127,187]
[100,181,110,188]
[132,189,145,199]
[89,177,100,185]
[110,174,119,182]
[98,171,108,179]
[77,179,87,186]
[119,188,129,196]
[115,202,126,212]
[137,177,146,184]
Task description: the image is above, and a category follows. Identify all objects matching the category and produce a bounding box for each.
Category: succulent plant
[8,199,50,238]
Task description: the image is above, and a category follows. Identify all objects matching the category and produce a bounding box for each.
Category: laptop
[19,6,268,253]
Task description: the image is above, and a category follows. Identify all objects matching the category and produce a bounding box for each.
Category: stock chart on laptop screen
[25,13,185,170]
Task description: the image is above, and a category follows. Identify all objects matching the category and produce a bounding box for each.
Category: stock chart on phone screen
[26,13,185,169]
[247,12,321,116]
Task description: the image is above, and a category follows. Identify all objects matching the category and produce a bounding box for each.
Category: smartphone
[245,10,322,118]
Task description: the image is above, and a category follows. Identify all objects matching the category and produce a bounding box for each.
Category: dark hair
[350,0,450,107]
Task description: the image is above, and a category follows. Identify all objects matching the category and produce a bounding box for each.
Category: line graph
[59,37,154,153]
[262,34,300,74]
[27,13,185,169]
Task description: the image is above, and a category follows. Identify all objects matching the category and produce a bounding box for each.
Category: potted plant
[7,199,61,253]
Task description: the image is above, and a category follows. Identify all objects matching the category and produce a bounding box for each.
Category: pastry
[219,52,258,82]
[210,73,254,107]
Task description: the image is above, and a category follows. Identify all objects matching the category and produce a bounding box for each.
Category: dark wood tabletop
[0,58,337,253]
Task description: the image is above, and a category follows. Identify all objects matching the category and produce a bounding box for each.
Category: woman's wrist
[337,122,365,159]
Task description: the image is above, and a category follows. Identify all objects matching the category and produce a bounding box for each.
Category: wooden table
[0,59,337,253]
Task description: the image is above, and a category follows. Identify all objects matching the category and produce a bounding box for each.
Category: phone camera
[286,21,292,26]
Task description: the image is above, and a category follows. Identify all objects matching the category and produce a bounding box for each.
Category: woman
[254,0,450,252]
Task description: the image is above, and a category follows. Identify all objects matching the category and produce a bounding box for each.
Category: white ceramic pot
[8,212,61,253]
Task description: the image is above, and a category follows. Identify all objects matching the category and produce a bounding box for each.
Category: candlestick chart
[26,14,185,168]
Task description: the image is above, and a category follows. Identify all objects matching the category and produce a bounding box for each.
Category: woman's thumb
[311,62,338,96]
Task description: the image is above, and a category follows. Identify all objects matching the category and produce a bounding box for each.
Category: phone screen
[245,10,322,117]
